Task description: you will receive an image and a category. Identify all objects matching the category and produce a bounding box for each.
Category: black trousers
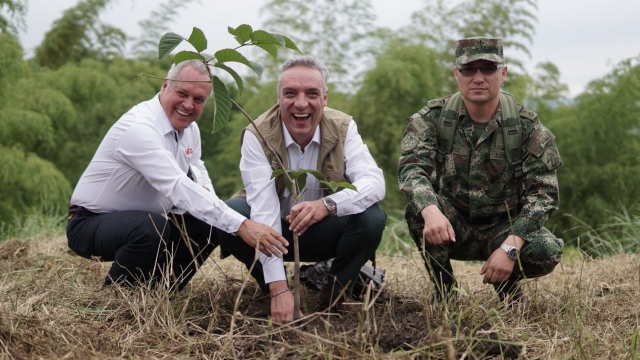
[67,208,217,289]
[218,198,386,297]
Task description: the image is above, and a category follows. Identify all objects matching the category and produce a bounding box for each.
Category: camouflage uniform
[397,38,564,290]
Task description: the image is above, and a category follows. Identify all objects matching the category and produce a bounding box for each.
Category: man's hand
[480,235,524,284]
[269,280,302,323]
[420,205,456,245]
[286,199,328,236]
[236,219,289,257]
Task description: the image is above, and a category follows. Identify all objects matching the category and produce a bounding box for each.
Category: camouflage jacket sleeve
[512,116,563,241]
[397,107,441,215]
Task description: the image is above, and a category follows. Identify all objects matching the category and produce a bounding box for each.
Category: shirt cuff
[220,205,247,234]
[262,259,287,284]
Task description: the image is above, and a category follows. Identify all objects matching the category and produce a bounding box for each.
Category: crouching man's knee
[518,229,564,278]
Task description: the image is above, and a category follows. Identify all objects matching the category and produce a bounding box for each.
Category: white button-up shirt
[240,119,385,283]
[71,94,246,234]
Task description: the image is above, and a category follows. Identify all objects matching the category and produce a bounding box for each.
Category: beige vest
[232,104,352,198]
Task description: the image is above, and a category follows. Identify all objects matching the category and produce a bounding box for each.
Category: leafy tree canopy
[0,0,26,35]
[34,0,126,69]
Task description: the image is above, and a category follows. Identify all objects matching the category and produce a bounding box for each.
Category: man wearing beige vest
[219,55,386,323]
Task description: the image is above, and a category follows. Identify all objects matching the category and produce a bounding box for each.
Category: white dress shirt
[240,119,385,283]
[71,94,246,234]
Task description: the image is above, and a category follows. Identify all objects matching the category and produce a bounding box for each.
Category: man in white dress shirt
[219,55,386,322]
[67,60,288,290]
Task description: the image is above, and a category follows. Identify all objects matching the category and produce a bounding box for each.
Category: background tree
[260,0,377,89]
[34,0,126,69]
[0,32,71,224]
[131,0,200,58]
[0,0,27,35]
[350,43,446,210]
[546,56,640,244]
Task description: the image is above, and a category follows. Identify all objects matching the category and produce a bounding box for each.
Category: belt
[68,205,96,220]
[467,209,519,226]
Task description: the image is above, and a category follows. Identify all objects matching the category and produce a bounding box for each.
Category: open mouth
[176,108,192,117]
[293,113,310,123]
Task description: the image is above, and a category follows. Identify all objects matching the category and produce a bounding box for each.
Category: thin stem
[138,73,211,83]
[231,99,302,320]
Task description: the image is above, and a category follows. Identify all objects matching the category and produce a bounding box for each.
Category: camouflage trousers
[406,195,564,285]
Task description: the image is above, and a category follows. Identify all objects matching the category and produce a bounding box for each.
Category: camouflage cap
[455,37,504,65]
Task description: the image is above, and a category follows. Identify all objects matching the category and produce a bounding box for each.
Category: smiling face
[158,66,212,131]
[454,60,507,108]
[277,66,328,149]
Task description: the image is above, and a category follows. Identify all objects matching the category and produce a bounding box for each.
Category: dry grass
[1,233,639,359]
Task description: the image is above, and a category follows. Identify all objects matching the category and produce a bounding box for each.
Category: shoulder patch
[426,98,445,109]
[519,106,538,121]
[408,113,429,135]
[401,131,419,151]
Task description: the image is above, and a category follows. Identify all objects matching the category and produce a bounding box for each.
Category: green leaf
[227,24,253,43]
[211,76,232,133]
[305,170,325,181]
[271,169,284,180]
[270,34,301,53]
[214,49,263,78]
[173,51,204,65]
[319,180,358,193]
[214,63,244,94]
[158,32,185,59]
[251,30,285,46]
[270,33,286,47]
[255,43,278,60]
[334,181,357,191]
[187,27,207,52]
[294,171,308,194]
[249,61,264,80]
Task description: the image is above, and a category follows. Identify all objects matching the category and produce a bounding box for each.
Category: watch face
[509,249,518,259]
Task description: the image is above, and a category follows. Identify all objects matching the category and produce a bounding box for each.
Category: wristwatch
[321,197,337,216]
[500,243,519,260]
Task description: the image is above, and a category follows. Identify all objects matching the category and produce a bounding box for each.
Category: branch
[231,99,302,320]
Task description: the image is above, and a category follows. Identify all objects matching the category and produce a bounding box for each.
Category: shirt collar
[281,121,321,149]
[151,93,190,136]
[150,93,176,136]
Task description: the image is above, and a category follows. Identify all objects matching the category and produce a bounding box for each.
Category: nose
[293,94,308,108]
[183,97,195,110]
[472,70,485,82]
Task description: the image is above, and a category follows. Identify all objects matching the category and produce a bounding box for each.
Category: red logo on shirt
[185,148,193,156]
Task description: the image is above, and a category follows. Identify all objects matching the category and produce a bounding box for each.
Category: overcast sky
[18,0,640,97]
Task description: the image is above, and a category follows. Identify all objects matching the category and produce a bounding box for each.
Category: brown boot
[319,284,364,312]
[246,290,271,317]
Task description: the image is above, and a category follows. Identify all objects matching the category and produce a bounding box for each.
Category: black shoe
[494,280,523,304]
[319,284,363,312]
[246,290,271,317]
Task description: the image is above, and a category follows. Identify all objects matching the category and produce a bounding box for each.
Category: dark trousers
[67,208,218,289]
[219,198,386,297]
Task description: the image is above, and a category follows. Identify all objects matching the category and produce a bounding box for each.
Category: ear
[323,90,328,106]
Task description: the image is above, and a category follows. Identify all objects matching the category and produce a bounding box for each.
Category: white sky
[18,0,640,97]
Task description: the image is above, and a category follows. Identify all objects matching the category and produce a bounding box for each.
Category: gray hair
[164,60,211,89]
[277,55,329,94]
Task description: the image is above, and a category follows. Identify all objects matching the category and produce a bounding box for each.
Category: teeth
[176,108,190,116]
[293,114,309,118]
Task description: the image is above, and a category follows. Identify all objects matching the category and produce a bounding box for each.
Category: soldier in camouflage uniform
[398,37,564,303]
